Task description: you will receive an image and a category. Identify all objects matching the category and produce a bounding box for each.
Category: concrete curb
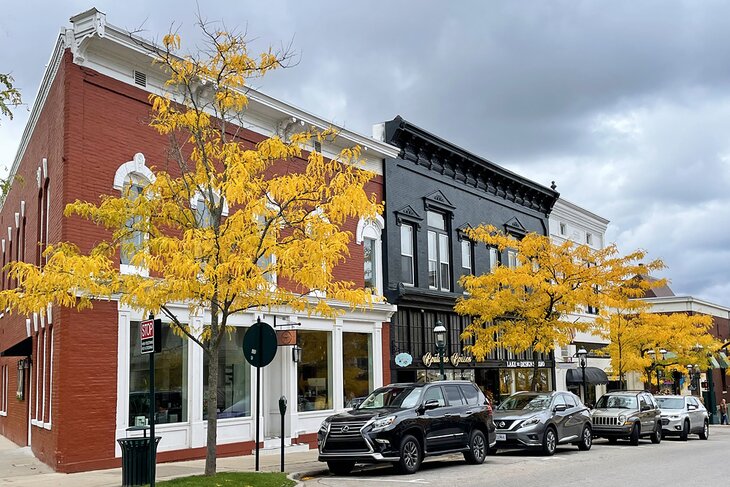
[291,468,330,484]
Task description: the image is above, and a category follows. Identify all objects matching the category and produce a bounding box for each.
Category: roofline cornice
[383,116,560,215]
[640,295,730,318]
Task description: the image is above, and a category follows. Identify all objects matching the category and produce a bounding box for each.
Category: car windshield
[595,395,638,409]
[498,393,552,411]
[656,397,685,409]
[358,387,423,410]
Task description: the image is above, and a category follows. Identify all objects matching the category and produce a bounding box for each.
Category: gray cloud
[2,0,730,304]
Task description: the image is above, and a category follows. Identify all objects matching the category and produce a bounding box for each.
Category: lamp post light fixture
[577,347,588,404]
[292,344,302,364]
[434,320,447,381]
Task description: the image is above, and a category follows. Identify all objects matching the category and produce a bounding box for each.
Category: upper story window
[460,240,473,277]
[586,233,593,245]
[488,247,499,272]
[121,176,147,266]
[400,224,415,286]
[559,222,566,235]
[506,248,518,269]
[113,154,155,271]
[426,211,450,291]
[356,216,384,294]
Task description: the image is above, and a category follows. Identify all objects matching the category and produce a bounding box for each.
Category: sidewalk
[0,436,324,486]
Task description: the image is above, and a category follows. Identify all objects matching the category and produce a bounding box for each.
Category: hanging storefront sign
[395,352,413,367]
[506,360,546,368]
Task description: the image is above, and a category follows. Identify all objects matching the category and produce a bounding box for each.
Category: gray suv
[655,395,709,441]
[493,391,593,455]
[591,391,662,445]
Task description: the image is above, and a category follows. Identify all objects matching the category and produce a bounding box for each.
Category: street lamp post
[434,320,447,381]
[647,348,668,392]
[577,348,588,405]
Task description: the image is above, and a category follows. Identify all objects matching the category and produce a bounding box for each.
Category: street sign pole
[242,318,278,474]
[149,335,155,487]
[141,315,161,487]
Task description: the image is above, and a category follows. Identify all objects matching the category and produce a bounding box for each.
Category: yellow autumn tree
[0,72,22,123]
[0,23,381,476]
[599,307,717,388]
[455,225,662,390]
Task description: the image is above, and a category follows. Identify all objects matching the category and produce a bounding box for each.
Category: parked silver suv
[591,391,662,445]
[655,395,709,441]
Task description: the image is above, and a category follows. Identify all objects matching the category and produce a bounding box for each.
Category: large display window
[129,322,188,426]
[297,330,332,411]
[342,332,372,406]
[203,327,251,419]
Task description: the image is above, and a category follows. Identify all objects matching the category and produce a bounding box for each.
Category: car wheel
[629,423,640,446]
[578,424,592,451]
[464,430,487,465]
[699,420,709,440]
[680,420,689,441]
[542,426,557,456]
[327,460,355,476]
[397,435,422,475]
[650,424,661,444]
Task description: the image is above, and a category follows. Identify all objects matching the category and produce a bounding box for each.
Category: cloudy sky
[2,1,730,304]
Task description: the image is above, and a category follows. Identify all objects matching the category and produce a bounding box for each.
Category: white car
[655,395,709,441]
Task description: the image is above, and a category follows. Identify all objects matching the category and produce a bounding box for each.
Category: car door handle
[445,413,458,418]
[465,410,474,415]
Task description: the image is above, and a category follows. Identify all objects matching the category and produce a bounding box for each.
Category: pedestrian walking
[720,399,729,425]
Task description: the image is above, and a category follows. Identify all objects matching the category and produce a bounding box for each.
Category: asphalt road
[302,426,729,486]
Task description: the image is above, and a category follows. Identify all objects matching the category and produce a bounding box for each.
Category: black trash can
[117,436,161,487]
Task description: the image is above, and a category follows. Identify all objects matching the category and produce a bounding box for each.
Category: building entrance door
[263,346,289,441]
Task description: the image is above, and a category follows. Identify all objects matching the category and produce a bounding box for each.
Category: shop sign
[506,360,546,368]
[450,353,473,366]
[276,329,297,346]
[395,352,413,367]
[422,352,449,367]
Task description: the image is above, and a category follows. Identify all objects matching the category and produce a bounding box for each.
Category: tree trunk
[204,316,220,476]
[530,349,540,391]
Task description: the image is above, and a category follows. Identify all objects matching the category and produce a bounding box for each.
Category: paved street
[302,426,730,486]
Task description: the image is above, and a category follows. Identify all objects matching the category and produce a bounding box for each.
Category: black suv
[317,380,496,475]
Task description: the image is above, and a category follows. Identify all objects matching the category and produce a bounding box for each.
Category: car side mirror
[553,404,568,412]
[423,399,440,411]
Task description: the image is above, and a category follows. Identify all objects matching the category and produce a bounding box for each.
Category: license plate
[496,433,506,441]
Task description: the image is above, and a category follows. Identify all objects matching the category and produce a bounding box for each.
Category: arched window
[114,153,154,270]
[356,215,384,295]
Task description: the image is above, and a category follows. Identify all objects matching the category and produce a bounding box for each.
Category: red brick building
[0,8,397,472]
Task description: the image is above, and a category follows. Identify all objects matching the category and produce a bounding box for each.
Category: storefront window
[203,327,250,419]
[343,333,372,406]
[297,330,332,412]
[510,368,552,393]
[129,322,188,426]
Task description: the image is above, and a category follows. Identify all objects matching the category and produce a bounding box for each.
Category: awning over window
[717,352,730,369]
[566,367,609,385]
[0,337,32,357]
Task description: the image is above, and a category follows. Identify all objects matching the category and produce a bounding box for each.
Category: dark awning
[0,337,32,357]
[566,367,609,386]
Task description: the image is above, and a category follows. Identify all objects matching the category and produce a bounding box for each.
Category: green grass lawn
[154,471,296,486]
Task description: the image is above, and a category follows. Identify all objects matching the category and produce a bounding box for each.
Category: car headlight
[520,416,541,428]
[319,418,331,433]
[669,415,681,420]
[371,416,396,431]
[618,415,627,424]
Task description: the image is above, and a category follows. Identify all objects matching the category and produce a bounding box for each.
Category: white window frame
[356,215,384,295]
[488,247,499,272]
[426,212,450,292]
[400,224,415,286]
[114,153,155,276]
[0,364,8,416]
[507,249,518,269]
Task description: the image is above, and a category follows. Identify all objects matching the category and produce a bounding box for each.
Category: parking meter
[279,396,287,471]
